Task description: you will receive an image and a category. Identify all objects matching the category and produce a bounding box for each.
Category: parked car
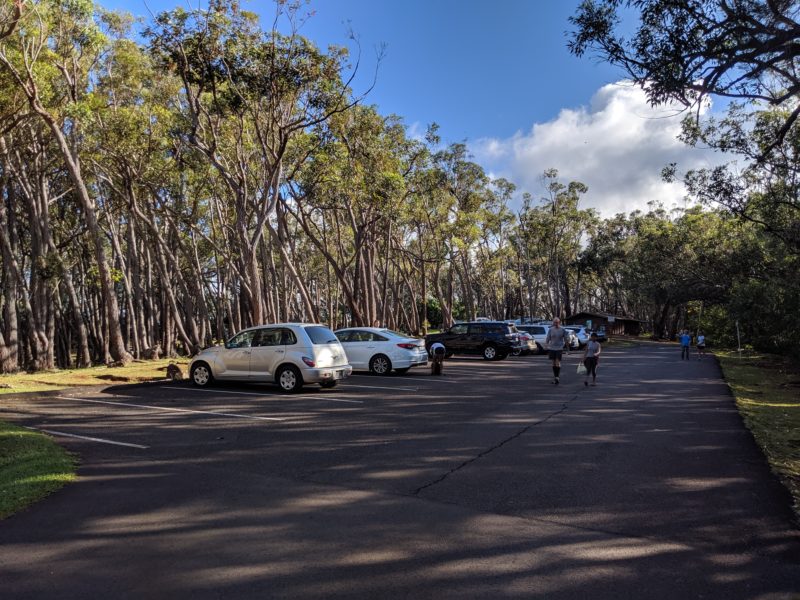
[513,331,537,356]
[189,323,352,393]
[516,324,549,354]
[425,321,522,360]
[565,325,590,348]
[566,329,580,350]
[517,323,578,353]
[334,327,427,375]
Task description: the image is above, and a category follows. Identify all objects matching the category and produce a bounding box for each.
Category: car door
[466,323,486,354]
[443,324,468,352]
[249,327,286,380]
[340,329,370,370]
[218,330,256,379]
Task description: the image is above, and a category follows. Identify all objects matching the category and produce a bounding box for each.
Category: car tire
[394,367,410,375]
[483,344,498,360]
[369,354,392,375]
[320,380,337,389]
[190,362,213,387]
[511,347,522,356]
[536,342,545,355]
[276,365,303,393]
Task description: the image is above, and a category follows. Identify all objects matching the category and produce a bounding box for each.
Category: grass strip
[0,421,77,519]
[0,358,191,395]
[717,351,800,519]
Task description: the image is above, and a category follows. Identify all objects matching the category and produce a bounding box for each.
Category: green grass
[0,422,77,519]
[717,351,800,518]
[0,358,191,395]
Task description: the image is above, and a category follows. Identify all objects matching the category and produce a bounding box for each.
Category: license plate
[333,370,344,380]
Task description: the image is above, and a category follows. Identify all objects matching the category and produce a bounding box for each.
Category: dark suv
[425,321,522,360]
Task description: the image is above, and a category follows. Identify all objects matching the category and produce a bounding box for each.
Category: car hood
[194,346,221,359]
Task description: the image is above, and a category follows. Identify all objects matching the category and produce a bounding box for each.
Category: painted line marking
[54,396,286,422]
[25,426,149,449]
[162,386,274,397]
[341,384,418,392]
[297,396,364,404]
[170,387,364,404]
[349,375,452,384]
[382,376,450,383]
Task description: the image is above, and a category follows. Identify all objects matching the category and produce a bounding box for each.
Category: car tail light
[301,356,315,367]
[397,343,416,349]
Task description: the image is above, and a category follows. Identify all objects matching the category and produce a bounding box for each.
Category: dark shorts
[548,350,563,361]
[697,344,705,349]
[584,356,598,368]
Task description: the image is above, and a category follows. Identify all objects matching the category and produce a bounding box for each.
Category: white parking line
[163,386,271,397]
[341,384,418,392]
[298,396,364,404]
[383,376,450,383]
[26,426,149,449]
[55,396,286,422]
[172,387,364,404]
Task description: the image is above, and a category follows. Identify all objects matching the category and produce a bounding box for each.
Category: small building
[565,311,645,336]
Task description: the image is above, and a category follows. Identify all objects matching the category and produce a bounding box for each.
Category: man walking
[679,329,692,360]
[545,317,569,384]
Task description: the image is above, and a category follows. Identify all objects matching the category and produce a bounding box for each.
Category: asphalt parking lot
[1,344,799,599]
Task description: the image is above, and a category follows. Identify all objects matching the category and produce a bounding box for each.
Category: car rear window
[304,326,339,344]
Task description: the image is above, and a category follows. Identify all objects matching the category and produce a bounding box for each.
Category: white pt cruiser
[189,323,353,393]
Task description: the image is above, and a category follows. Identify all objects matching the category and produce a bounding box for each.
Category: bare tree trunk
[0,175,18,372]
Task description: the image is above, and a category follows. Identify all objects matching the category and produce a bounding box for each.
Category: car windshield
[304,326,339,344]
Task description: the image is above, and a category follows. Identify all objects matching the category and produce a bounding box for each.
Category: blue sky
[100,0,727,215]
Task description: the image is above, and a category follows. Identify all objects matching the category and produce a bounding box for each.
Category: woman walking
[582,332,602,386]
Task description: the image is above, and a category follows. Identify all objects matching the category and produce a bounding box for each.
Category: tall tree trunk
[0,175,18,372]
[37,111,132,364]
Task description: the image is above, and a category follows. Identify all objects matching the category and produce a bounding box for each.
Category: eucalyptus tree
[0,0,132,364]
[146,0,356,327]
[519,170,596,318]
[472,178,516,319]
[84,21,219,357]
[284,106,409,326]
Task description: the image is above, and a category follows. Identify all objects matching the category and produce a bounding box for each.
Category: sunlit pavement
[1,344,798,599]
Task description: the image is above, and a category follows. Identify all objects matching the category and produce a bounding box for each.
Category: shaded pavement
[0,342,798,598]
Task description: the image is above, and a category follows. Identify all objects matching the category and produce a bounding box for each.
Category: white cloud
[471,82,729,217]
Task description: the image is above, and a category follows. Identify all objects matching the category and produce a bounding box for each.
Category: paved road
[1,343,798,599]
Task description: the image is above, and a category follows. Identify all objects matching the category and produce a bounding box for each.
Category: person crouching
[430,342,446,375]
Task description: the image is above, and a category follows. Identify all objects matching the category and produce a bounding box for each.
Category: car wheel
[536,342,545,355]
[394,367,410,375]
[511,347,522,356]
[369,354,392,375]
[320,380,337,389]
[483,344,498,360]
[190,362,213,387]
[276,365,303,393]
